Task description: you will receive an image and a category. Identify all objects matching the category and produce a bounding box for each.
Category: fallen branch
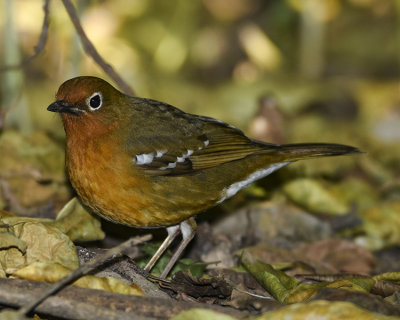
[0,278,245,320]
[17,234,152,317]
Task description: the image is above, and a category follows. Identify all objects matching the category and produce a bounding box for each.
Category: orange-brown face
[47,76,126,135]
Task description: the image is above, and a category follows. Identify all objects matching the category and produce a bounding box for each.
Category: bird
[47,76,361,278]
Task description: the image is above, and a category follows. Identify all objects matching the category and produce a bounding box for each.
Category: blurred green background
[0,0,399,250]
[1,0,398,135]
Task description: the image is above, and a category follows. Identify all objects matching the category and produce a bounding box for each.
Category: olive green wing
[128,120,274,176]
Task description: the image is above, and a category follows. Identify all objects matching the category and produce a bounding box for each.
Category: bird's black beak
[47,100,81,115]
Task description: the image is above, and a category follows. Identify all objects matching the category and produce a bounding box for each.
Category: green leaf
[374,272,400,283]
[283,178,349,215]
[138,243,207,277]
[252,300,397,320]
[241,251,299,302]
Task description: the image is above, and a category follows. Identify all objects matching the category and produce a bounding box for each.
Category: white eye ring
[87,92,103,111]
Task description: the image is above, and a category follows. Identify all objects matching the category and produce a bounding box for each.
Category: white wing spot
[159,162,177,169]
[204,140,209,147]
[167,162,177,169]
[156,150,167,158]
[217,162,292,204]
[176,149,194,163]
[158,149,194,171]
[135,153,154,165]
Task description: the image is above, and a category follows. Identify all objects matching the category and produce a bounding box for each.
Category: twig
[17,234,152,317]
[0,278,245,320]
[0,0,50,72]
[295,273,370,282]
[233,286,273,300]
[61,0,135,96]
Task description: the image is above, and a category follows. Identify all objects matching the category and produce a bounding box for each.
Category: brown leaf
[294,239,375,274]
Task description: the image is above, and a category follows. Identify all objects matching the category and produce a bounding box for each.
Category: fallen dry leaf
[171,308,238,320]
[294,238,375,274]
[0,217,78,275]
[253,300,399,320]
[13,261,144,296]
[54,197,105,242]
[356,201,400,250]
[282,178,350,215]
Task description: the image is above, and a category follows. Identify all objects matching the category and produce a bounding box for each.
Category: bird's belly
[66,146,199,227]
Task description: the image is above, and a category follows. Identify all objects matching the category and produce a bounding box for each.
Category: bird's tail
[272,143,362,162]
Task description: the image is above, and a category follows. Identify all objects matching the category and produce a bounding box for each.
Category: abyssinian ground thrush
[48,76,360,278]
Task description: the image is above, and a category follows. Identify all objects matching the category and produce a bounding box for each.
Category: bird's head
[47,76,126,133]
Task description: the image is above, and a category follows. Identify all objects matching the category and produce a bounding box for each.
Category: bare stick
[17,234,152,317]
[61,0,135,96]
[0,278,245,320]
[0,0,50,72]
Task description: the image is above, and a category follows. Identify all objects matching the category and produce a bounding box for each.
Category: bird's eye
[87,92,102,110]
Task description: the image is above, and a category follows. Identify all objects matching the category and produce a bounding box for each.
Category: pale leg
[144,224,180,272]
[160,218,197,279]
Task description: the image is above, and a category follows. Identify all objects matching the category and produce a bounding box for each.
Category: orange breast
[66,137,155,226]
